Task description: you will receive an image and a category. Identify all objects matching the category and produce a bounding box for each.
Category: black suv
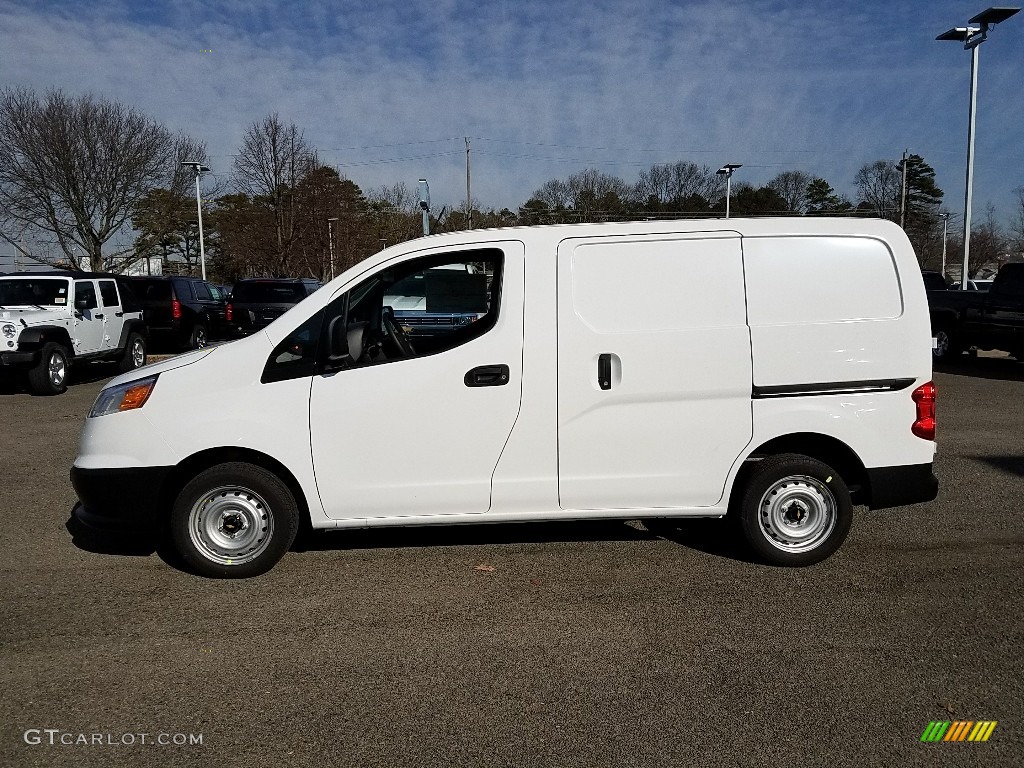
[226,278,321,337]
[131,276,228,351]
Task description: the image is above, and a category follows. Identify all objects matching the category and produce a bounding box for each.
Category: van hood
[105,346,218,389]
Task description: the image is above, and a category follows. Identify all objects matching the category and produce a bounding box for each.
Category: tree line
[2,88,1022,281]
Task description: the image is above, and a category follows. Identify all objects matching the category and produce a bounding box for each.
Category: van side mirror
[323,315,352,371]
[75,297,90,311]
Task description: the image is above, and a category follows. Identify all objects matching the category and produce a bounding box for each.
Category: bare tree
[767,170,813,213]
[0,87,205,271]
[855,160,901,220]
[969,203,1007,278]
[1010,186,1024,263]
[635,161,722,208]
[232,114,315,274]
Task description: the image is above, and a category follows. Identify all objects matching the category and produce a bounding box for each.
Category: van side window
[262,310,325,384]
[261,249,503,384]
[336,248,503,368]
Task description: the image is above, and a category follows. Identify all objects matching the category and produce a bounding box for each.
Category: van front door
[308,243,525,520]
[556,233,753,511]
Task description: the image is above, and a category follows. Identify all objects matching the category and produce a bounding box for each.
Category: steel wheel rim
[195,328,208,348]
[757,475,836,554]
[131,339,145,367]
[934,331,949,357]
[48,353,66,386]
[188,485,274,565]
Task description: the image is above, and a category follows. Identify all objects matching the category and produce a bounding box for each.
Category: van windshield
[0,278,70,307]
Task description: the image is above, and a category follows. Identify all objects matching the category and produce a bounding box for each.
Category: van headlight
[90,375,158,417]
[2,323,16,339]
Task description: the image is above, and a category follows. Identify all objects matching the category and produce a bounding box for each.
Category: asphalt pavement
[1,358,1022,767]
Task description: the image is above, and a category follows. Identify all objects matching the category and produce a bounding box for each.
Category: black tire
[170,462,299,578]
[27,342,70,395]
[186,322,209,350]
[734,453,853,567]
[117,332,147,374]
[932,326,962,363]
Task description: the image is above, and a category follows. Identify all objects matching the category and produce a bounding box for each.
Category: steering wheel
[381,307,416,357]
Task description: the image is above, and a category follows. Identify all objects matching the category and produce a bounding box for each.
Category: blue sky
[2,0,1023,228]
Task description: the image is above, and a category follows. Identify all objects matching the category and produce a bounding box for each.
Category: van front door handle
[465,364,509,387]
[598,353,612,390]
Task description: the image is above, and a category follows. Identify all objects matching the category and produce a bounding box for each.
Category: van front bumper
[70,465,173,533]
[866,463,939,510]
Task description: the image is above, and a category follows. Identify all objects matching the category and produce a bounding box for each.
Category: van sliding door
[556,233,752,510]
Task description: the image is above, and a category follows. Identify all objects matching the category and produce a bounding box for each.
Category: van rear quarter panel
[743,233,931,387]
[742,226,934,470]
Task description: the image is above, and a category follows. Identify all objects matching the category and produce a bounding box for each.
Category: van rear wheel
[735,454,852,566]
[170,462,299,578]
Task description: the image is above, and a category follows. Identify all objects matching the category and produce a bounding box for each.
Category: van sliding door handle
[465,364,510,387]
[598,353,612,390]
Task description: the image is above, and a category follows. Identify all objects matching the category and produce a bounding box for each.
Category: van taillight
[172,299,182,320]
[911,381,936,440]
[226,303,233,322]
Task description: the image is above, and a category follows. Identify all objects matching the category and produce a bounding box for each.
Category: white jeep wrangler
[0,271,147,395]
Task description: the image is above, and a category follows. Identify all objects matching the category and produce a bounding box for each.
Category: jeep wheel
[187,323,209,350]
[27,342,70,395]
[734,454,853,567]
[170,462,300,578]
[118,333,147,374]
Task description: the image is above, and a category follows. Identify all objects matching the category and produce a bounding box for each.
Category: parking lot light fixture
[717,164,742,219]
[181,162,211,281]
[937,6,1020,290]
[939,213,950,277]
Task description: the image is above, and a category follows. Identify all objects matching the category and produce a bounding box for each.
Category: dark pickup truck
[927,263,1024,362]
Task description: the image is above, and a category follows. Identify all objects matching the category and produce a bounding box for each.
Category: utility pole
[465,137,472,230]
[899,149,908,228]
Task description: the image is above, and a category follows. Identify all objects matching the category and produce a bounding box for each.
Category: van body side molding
[752,378,916,399]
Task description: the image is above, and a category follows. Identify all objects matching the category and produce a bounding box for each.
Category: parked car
[73,218,938,578]
[130,276,228,351]
[225,278,320,337]
[0,271,146,394]
[927,262,1024,361]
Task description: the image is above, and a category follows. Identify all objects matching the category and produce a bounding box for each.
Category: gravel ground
[1,357,1021,768]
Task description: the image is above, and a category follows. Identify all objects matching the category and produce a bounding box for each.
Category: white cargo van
[72,218,938,577]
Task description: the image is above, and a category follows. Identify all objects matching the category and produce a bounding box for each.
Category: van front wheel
[170,462,299,578]
[735,454,852,567]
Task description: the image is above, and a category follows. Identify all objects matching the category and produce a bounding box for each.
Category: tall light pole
[939,212,950,277]
[717,164,742,219]
[937,6,1020,290]
[181,161,211,280]
[327,217,338,281]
